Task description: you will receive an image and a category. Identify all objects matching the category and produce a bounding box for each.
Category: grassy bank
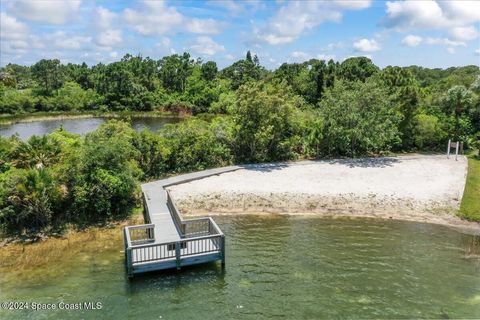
[459,153,480,222]
[0,212,143,275]
[0,110,183,125]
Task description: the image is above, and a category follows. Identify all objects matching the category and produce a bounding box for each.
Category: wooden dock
[123,166,243,277]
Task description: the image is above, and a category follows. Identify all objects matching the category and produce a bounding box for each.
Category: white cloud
[92,7,123,48]
[384,1,480,31]
[353,38,381,52]
[402,34,422,47]
[124,1,182,36]
[252,1,371,45]
[326,42,344,50]
[333,0,372,10]
[45,31,92,50]
[291,51,311,60]
[95,7,117,30]
[124,0,218,36]
[0,12,29,41]
[155,37,176,55]
[384,1,446,30]
[475,48,480,56]
[290,51,336,62]
[225,54,235,60]
[95,29,123,48]
[209,0,244,14]
[8,0,82,24]
[437,1,480,24]
[425,37,466,47]
[189,36,225,56]
[0,13,42,55]
[209,0,265,15]
[317,54,336,61]
[446,47,455,54]
[449,26,479,41]
[185,18,220,34]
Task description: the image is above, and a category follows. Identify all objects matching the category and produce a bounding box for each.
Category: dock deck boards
[124,166,244,277]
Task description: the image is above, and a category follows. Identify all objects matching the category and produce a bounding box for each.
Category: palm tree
[11,135,61,169]
[446,85,473,140]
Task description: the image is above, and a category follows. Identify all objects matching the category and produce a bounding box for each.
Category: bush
[233,82,303,162]
[161,119,232,172]
[320,79,401,156]
[133,129,171,180]
[70,121,141,223]
[0,168,65,236]
[412,114,445,150]
[0,88,36,114]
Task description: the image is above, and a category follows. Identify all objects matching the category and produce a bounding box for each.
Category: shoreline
[181,207,480,234]
[0,110,186,125]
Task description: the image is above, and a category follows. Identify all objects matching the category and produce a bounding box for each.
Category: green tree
[161,119,232,172]
[201,61,218,81]
[412,114,445,149]
[381,66,421,149]
[220,54,267,90]
[338,57,379,82]
[320,79,400,156]
[11,135,62,169]
[31,59,65,95]
[71,121,141,223]
[158,52,195,93]
[445,85,474,140]
[233,82,303,162]
[0,168,65,236]
[133,130,171,180]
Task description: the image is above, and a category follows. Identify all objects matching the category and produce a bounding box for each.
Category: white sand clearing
[167,155,478,229]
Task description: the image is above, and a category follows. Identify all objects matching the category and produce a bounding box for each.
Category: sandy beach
[167,155,479,229]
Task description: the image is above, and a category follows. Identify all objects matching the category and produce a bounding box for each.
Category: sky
[1,0,479,69]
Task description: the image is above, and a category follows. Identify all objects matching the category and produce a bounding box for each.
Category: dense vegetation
[1,52,479,236]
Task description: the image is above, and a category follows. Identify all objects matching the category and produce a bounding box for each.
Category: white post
[455,141,459,161]
[447,139,451,158]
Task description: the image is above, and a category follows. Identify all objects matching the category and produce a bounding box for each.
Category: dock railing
[123,190,225,277]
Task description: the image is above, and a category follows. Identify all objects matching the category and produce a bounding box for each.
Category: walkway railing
[124,190,225,277]
[124,224,155,245]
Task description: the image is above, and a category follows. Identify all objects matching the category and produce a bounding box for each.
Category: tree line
[1,52,479,236]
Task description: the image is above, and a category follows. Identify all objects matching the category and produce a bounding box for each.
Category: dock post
[126,248,133,278]
[175,242,181,270]
[221,236,226,267]
[447,139,451,158]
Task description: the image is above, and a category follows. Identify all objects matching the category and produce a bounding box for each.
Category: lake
[0,216,479,319]
[0,116,181,140]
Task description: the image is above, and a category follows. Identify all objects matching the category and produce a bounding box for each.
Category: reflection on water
[0,117,181,140]
[0,216,479,319]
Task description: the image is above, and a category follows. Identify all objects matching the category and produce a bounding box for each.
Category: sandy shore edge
[173,192,480,233]
[166,155,477,232]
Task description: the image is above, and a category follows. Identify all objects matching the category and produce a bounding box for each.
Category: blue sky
[1,0,479,69]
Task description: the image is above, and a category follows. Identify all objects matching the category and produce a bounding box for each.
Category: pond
[0,116,181,140]
[0,216,479,319]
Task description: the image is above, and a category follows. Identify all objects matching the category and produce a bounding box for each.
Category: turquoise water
[1,216,479,319]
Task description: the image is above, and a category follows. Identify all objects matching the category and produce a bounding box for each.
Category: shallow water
[0,216,479,319]
[0,117,180,140]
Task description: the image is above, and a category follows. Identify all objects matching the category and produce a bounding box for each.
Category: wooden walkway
[123,166,243,277]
